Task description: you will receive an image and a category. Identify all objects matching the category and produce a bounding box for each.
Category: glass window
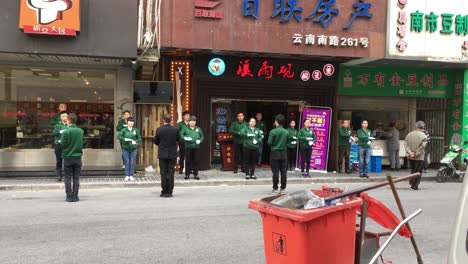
[0,67,115,149]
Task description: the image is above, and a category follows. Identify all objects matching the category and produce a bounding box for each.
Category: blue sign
[208,58,226,76]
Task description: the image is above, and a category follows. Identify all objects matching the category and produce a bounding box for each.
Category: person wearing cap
[116,110,131,169]
[286,120,298,173]
[52,111,68,182]
[180,116,204,180]
[404,121,428,190]
[229,112,248,173]
[177,111,191,174]
[60,113,84,202]
[268,114,289,194]
[117,117,142,182]
[297,119,316,178]
[240,117,263,180]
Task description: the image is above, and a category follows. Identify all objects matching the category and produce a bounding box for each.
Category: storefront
[154,0,387,170]
[0,0,137,170]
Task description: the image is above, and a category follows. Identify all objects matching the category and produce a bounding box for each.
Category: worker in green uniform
[49,103,67,126]
[177,111,190,174]
[240,117,264,180]
[117,117,142,182]
[267,114,289,193]
[180,116,204,180]
[229,112,247,174]
[255,112,266,167]
[52,111,68,182]
[286,120,298,173]
[297,119,316,178]
[357,120,374,178]
[338,120,353,174]
[116,110,131,169]
[61,113,84,202]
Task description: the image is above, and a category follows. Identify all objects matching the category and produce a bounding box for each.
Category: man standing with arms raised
[61,113,84,202]
[154,114,179,198]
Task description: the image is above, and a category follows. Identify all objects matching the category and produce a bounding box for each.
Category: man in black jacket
[154,114,180,198]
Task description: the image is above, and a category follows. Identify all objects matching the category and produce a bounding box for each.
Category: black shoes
[184,176,189,180]
[245,175,250,180]
[359,174,370,178]
[160,193,173,198]
[250,175,257,180]
[194,176,200,180]
[65,197,73,202]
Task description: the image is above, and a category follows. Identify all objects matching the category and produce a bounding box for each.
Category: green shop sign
[339,66,454,98]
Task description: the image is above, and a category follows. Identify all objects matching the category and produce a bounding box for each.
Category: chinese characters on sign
[292,34,369,48]
[243,0,373,29]
[19,0,81,36]
[235,59,333,81]
[410,11,466,35]
[298,107,332,172]
[339,66,454,98]
[194,0,224,19]
[395,0,408,52]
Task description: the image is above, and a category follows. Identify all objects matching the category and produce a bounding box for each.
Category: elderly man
[404,121,428,190]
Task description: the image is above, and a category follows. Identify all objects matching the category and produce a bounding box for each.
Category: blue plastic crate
[371,156,382,173]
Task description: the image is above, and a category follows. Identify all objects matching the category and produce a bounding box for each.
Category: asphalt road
[0,182,463,264]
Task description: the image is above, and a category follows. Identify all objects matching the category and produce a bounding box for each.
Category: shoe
[65,197,73,202]
[184,175,190,180]
[304,173,311,178]
[363,174,369,178]
[57,178,62,182]
[73,197,80,202]
[272,189,279,194]
[410,186,419,191]
[279,189,286,194]
[250,175,257,180]
[346,170,352,174]
[233,170,238,174]
[194,176,200,180]
[245,175,250,180]
[359,174,364,178]
[129,176,135,181]
[124,176,130,181]
[160,193,166,197]
[301,172,307,177]
[166,194,173,198]
[122,165,125,169]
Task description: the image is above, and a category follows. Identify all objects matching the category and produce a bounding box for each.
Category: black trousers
[159,158,176,195]
[64,158,81,199]
[271,151,288,190]
[409,160,423,189]
[287,148,297,170]
[179,142,186,172]
[54,144,63,171]
[338,145,350,172]
[185,148,199,176]
[233,143,244,172]
[300,147,312,173]
[243,148,258,176]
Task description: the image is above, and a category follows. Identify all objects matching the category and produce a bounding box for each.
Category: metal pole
[355,199,368,264]
[369,209,423,264]
[386,175,424,264]
[324,173,421,202]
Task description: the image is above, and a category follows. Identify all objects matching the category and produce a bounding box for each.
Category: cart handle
[368,208,423,264]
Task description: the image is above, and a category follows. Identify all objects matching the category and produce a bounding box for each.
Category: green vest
[287,128,298,149]
[116,119,128,132]
[229,121,247,144]
[338,127,352,146]
[180,126,204,149]
[53,122,68,144]
[267,127,289,151]
[117,127,142,151]
[297,128,316,150]
[61,125,84,158]
[357,129,372,148]
[240,126,263,149]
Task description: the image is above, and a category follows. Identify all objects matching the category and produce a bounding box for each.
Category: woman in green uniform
[117,117,142,181]
[180,116,204,180]
[240,117,263,180]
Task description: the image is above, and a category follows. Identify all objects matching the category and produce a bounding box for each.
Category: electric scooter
[436,134,467,182]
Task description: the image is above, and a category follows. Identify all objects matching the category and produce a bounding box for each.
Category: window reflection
[0,67,115,149]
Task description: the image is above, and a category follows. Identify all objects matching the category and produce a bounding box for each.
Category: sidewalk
[0,168,438,191]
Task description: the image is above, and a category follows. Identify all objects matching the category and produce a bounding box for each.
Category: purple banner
[298,107,332,171]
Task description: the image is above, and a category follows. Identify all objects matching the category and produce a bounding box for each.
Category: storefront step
[0,166,128,178]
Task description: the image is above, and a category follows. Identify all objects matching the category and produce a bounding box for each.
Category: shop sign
[208,58,226,76]
[447,72,463,149]
[323,64,335,76]
[19,0,80,36]
[242,0,373,29]
[298,107,332,172]
[235,59,334,81]
[194,0,224,19]
[339,66,454,98]
[388,0,468,61]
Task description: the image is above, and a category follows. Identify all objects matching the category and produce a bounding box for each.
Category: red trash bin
[248,193,362,264]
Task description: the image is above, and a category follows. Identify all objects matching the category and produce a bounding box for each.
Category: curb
[0,176,438,192]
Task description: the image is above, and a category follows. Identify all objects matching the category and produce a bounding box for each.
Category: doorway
[210,99,301,166]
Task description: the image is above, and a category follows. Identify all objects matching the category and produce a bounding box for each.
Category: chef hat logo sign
[27,0,73,25]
